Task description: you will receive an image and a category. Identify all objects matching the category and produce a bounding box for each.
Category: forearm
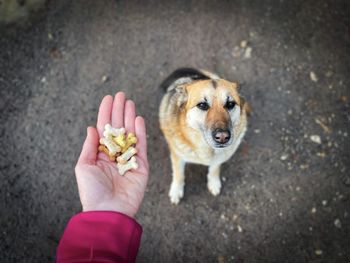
[57,211,142,263]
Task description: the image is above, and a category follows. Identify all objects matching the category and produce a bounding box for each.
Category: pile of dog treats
[98,124,138,175]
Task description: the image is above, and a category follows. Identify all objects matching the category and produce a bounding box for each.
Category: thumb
[77,127,99,165]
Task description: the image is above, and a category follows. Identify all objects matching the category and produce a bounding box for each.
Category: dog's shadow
[183,164,208,200]
[183,161,244,203]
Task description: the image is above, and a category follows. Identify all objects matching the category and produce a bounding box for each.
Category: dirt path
[0,1,349,262]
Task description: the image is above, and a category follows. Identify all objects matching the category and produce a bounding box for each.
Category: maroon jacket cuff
[57,211,142,263]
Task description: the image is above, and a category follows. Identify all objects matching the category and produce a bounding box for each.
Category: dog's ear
[239,96,252,116]
[175,85,188,108]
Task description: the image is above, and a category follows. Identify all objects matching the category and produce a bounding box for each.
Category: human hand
[75,92,149,218]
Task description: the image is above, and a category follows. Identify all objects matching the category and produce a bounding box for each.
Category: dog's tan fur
[159,69,249,204]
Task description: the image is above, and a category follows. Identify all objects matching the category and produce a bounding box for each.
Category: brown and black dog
[159,68,250,204]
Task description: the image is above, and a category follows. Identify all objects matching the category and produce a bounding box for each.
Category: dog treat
[103,124,125,138]
[122,133,138,153]
[117,147,138,164]
[99,137,121,156]
[113,134,127,149]
[98,145,116,161]
[98,123,138,175]
[117,156,138,175]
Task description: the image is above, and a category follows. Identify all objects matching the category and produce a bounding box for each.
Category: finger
[135,116,148,164]
[77,127,99,165]
[111,92,126,128]
[124,100,136,133]
[97,95,113,137]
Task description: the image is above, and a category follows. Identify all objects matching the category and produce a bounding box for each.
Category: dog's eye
[197,102,209,111]
[225,101,236,110]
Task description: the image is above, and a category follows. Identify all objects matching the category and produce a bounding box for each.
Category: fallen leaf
[315,118,332,134]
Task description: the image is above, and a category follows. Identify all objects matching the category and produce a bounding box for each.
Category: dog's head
[177,79,247,149]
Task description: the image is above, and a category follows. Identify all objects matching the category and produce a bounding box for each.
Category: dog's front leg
[207,164,222,196]
[168,151,185,204]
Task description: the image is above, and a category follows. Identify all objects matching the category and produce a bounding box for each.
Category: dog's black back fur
[160,68,211,92]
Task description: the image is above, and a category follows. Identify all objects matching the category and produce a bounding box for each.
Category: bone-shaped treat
[99,137,121,155]
[103,124,125,138]
[122,133,138,153]
[117,147,137,164]
[117,156,138,175]
[113,134,126,148]
[98,145,116,161]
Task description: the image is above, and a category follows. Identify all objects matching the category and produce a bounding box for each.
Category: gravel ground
[0,1,349,262]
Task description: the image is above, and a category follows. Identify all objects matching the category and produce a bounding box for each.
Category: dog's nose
[212,129,231,144]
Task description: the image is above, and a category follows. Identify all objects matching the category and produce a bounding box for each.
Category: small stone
[232,214,238,221]
[244,47,252,58]
[254,129,260,134]
[317,152,326,158]
[237,225,243,232]
[249,31,256,38]
[311,207,317,214]
[310,135,321,144]
[334,218,342,228]
[240,40,248,48]
[101,75,109,83]
[310,71,318,82]
[300,164,309,170]
[325,71,333,77]
[232,46,241,58]
[296,186,301,191]
[315,249,323,256]
[280,154,288,161]
[322,200,327,206]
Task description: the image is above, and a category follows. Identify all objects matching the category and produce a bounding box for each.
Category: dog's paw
[169,182,184,205]
[207,177,221,196]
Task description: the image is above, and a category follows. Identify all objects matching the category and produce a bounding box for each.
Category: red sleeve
[56,211,142,263]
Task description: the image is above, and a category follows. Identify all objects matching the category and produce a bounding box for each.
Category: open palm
[75,92,149,218]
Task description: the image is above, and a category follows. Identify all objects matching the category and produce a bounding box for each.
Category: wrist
[82,203,137,218]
